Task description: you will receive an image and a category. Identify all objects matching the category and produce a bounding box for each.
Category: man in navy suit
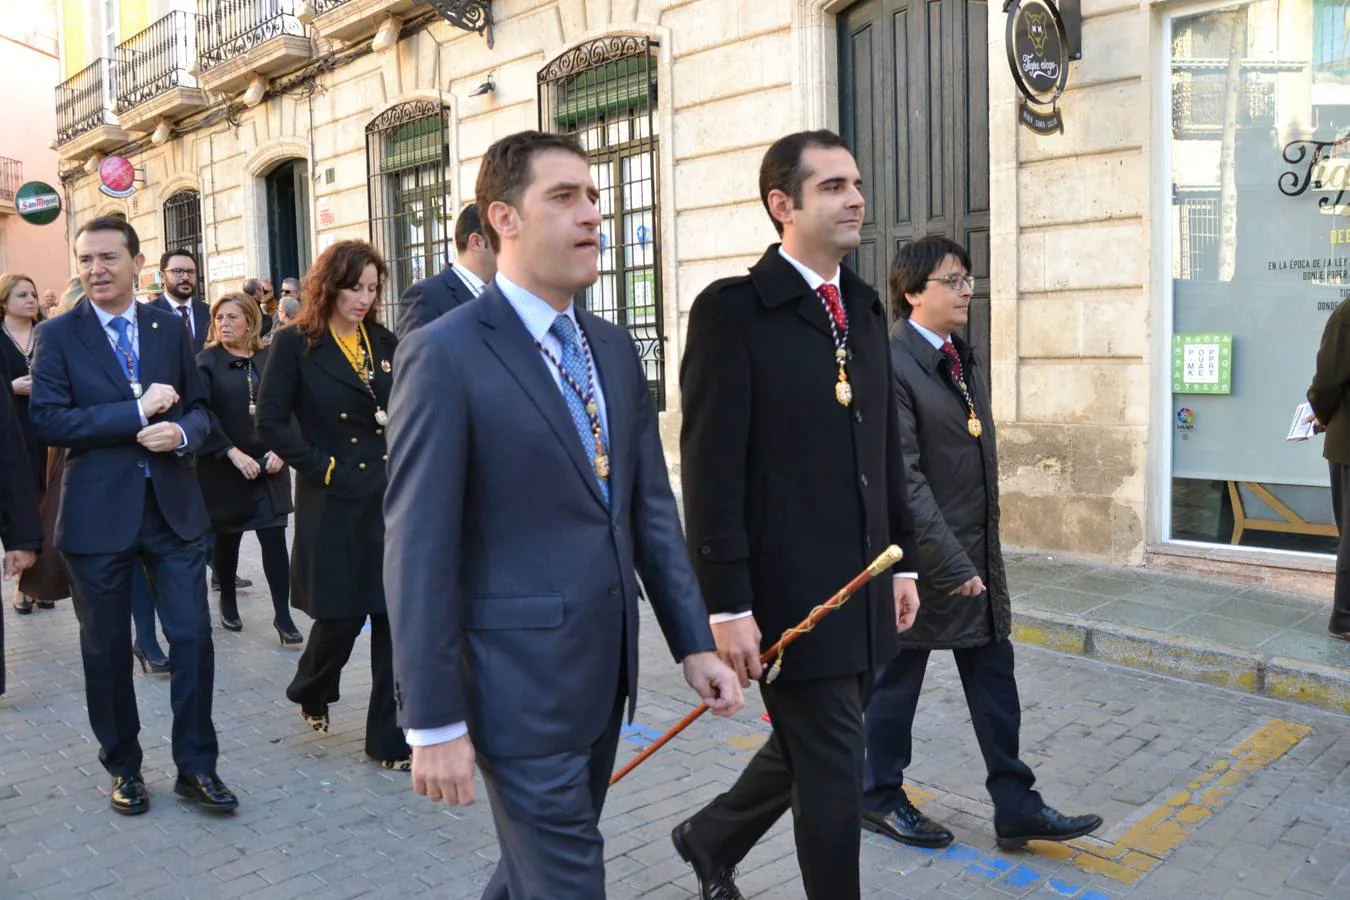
[30,217,238,815]
[384,132,743,899]
[394,202,497,339]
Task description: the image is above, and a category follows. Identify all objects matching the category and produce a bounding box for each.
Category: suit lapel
[580,313,626,512]
[193,301,211,349]
[478,289,608,508]
[135,303,163,386]
[313,330,375,398]
[74,301,138,398]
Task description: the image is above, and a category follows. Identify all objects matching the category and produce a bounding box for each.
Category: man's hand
[682,651,745,717]
[11,375,32,396]
[137,422,184,453]
[711,616,763,687]
[140,383,179,417]
[3,550,36,578]
[228,448,261,479]
[894,577,920,633]
[411,734,477,806]
[949,575,986,597]
[263,451,285,475]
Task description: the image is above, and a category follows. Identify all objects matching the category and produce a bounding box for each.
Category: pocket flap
[697,532,750,563]
[462,594,565,630]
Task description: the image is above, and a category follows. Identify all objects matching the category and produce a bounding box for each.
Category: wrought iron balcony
[0,156,21,205]
[308,0,421,43]
[197,0,309,92]
[56,58,119,145]
[116,11,202,118]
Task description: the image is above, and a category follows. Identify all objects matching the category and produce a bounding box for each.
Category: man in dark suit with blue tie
[394,202,496,339]
[384,131,743,899]
[30,217,238,815]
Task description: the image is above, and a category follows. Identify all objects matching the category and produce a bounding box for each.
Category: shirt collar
[777,245,842,295]
[908,319,948,350]
[93,301,136,331]
[494,273,577,344]
[451,261,486,295]
[162,294,191,311]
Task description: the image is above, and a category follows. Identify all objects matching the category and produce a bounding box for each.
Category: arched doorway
[263,159,311,293]
[838,0,991,381]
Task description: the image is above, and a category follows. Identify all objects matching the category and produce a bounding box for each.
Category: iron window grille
[164,190,206,296]
[116,10,201,113]
[539,36,665,411]
[0,157,20,204]
[364,100,453,325]
[1176,192,1220,282]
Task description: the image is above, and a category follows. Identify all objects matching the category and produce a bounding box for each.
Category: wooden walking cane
[609,545,905,786]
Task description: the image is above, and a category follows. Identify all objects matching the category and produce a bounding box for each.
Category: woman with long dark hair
[2,273,50,614]
[196,292,299,643]
[256,240,410,770]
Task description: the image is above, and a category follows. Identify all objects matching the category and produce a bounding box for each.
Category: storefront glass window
[1168,0,1339,553]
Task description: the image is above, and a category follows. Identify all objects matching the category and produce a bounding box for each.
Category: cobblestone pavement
[3,545,1350,899]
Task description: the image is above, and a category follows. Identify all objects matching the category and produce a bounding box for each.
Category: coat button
[358,462,367,470]
[375,429,383,435]
[340,412,348,421]
[865,535,873,549]
[699,545,711,557]
[860,474,869,487]
[382,454,388,461]
[350,437,358,444]
[854,409,862,424]
[609,584,622,596]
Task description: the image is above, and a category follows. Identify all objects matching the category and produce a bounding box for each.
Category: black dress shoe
[672,820,744,900]
[863,801,955,848]
[132,642,170,675]
[111,774,149,816]
[219,613,243,632]
[174,773,239,813]
[995,805,1103,850]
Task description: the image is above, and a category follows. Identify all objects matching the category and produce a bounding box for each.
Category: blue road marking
[1002,864,1041,888]
[619,722,663,745]
[888,841,1102,898]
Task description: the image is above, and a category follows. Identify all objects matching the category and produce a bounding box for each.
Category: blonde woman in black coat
[195,293,298,642]
[256,240,409,770]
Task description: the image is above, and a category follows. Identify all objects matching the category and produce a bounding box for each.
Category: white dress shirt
[405,273,610,749]
[451,261,487,298]
[163,294,197,341]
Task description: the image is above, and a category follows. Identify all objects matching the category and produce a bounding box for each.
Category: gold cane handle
[866,544,904,577]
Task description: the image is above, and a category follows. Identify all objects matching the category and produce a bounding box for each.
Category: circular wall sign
[14,181,62,225]
[98,155,137,198]
[1005,0,1070,134]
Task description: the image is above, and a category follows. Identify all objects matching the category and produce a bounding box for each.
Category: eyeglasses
[927,274,975,290]
[164,268,197,278]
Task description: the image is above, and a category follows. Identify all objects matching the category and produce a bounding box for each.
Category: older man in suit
[861,236,1100,852]
[384,131,742,899]
[1,379,42,699]
[30,217,237,815]
[394,202,496,339]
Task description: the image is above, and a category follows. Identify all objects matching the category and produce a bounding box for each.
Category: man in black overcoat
[672,131,921,900]
[860,236,1101,851]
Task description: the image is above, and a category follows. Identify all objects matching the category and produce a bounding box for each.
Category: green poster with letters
[1171,333,1233,394]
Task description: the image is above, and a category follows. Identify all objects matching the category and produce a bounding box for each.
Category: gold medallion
[375,408,390,427]
[381,359,392,373]
[835,380,853,407]
[595,453,611,479]
[967,416,983,438]
[586,401,598,416]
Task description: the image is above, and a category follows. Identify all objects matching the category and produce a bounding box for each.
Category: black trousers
[213,525,292,624]
[683,673,869,900]
[62,483,218,777]
[285,614,408,761]
[863,639,1041,823]
[1331,462,1350,633]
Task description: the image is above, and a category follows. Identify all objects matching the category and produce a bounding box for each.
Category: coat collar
[893,318,975,372]
[748,244,883,337]
[477,285,612,511]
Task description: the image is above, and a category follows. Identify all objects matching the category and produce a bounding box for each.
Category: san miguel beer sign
[1005,0,1070,135]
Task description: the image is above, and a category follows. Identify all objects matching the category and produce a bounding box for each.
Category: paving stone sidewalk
[3,542,1350,898]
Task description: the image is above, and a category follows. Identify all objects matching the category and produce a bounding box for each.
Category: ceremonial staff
[610,544,905,785]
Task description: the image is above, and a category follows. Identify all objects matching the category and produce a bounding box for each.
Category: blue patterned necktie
[108,316,136,382]
[548,314,609,503]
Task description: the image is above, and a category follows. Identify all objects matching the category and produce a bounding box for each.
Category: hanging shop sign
[14,181,62,225]
[1005,0,1071,135]
[98,155,139,198]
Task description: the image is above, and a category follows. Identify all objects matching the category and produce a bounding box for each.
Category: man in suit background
[861,236,1101,853]
[384,131,742,899]
[30,217,237,815]
[1308,297,1350,640]
[151,248,210,354]
[673,131,920,900]
[1,379,42,699]
[395,202,496,339]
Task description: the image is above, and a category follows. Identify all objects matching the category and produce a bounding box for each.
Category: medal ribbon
[816,284,852,406]
[330,323,388,424]
[538,314,610,496]
[939,340,982,437]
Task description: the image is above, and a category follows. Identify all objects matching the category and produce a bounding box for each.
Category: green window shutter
[381,115,446,174]
[555,56,653,128]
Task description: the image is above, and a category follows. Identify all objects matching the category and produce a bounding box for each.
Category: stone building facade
[52,0,1338,584]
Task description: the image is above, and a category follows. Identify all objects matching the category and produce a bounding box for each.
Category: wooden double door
[838,0,991,380]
